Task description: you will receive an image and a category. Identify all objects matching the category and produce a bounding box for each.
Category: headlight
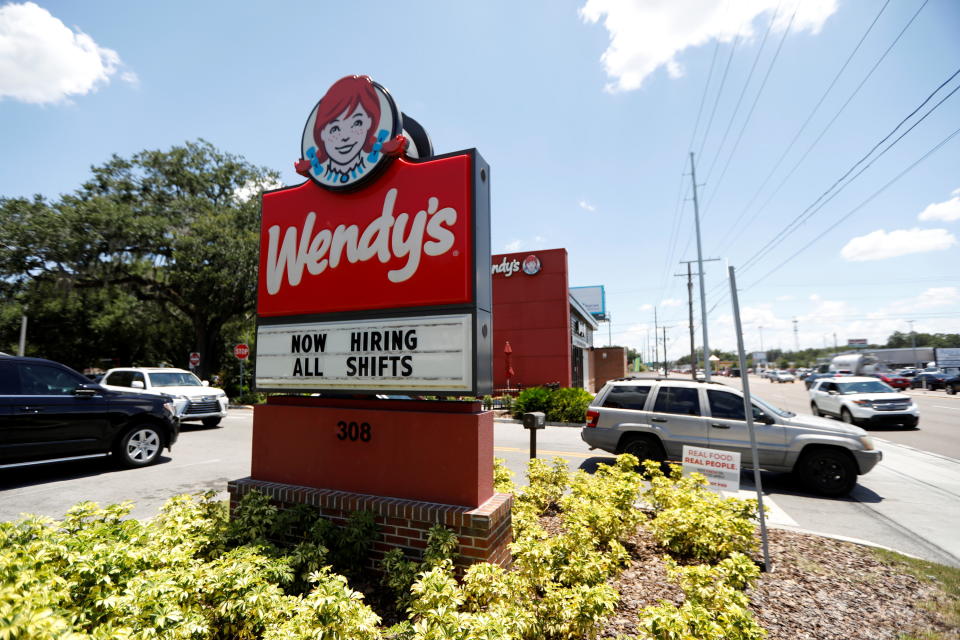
[162,401,176,416]
[859,436,875,451]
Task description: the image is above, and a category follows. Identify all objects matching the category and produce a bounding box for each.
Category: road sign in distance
[189,352,201,367]
[235,344,250,360]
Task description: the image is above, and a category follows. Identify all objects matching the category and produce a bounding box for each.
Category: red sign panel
[234,343,250,360]
[189,352,201,367]
[257,155,474,318]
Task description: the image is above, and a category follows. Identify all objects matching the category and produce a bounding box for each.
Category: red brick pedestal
[230,396,512,569]
[228,479,513,571]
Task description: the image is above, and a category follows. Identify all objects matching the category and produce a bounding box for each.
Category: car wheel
[948,385,958,396]
[810,402,821,417]
[904,417,919,429]
[114,426,163,468]
[840,408,858,426]
[202,417,222,428]
[797,448,857,497]
[618,434,665,465]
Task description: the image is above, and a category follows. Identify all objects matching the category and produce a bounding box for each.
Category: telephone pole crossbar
[677,257,720,379]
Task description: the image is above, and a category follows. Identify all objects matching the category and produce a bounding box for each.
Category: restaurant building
[491,249,625,392]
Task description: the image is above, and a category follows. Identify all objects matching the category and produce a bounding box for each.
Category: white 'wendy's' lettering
[265,188,458,295]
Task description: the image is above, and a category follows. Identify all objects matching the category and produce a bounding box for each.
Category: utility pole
[654,307,660,375]
[662,325,670,377]
[833,332,838,353]
[677,258,720,380]
[908,320,917,368]
[759,326,764,352]
[689,152,714,381]
[793,318,799,352]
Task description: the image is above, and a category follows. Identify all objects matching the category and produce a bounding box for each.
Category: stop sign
[189,352,201,367]
[234,343,250,360]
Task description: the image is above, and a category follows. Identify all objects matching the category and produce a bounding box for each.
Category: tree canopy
[0,139,279,383]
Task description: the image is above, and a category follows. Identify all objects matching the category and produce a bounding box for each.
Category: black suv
[0,355,180,468]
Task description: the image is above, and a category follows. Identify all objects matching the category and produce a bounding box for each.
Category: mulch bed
[600,525,959,639]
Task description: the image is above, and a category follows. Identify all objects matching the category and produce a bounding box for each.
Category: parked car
[804,372,835,389]
[0,355,179,468]
[101,367,228,427]
[946,374,960,395]
[772,370,796,383]
[909,372,950,390]
[869,372,911,390]
[582,378,882,497]
[809,376,918,428]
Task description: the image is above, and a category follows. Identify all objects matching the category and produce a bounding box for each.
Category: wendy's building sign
[256,75,492,396]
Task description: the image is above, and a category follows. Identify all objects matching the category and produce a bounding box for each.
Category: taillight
[586,409,599,428]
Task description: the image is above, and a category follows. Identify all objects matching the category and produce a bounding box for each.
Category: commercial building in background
[491,249,624,392]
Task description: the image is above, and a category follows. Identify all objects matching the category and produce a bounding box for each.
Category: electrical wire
[746,123,960,289]
[740,70,960,274]
[715,0,892,250]
[726,0,931,253]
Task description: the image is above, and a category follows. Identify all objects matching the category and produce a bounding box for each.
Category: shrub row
[511,386,593,423]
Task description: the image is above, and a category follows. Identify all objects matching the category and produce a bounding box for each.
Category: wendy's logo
[296,75,410,191]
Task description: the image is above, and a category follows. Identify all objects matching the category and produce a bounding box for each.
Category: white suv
[582,378,882,496]
[809,376,918,429]
[101,367,228,427]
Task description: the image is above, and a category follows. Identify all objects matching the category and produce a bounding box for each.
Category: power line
[739,64,960,274]
[696,23,745,159]
[715,0,892,249]
[701,2,783,187]
[720,0,930,252]
[747,123,960,288]
[702,1,800,216]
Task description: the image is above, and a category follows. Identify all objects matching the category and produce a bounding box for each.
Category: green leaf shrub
[641,461,761,564]
[638,553,766,640]
[493,457,516,494]
[511,386,593,423]
[0,493,381,640]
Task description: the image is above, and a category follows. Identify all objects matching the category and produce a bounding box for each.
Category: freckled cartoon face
[319,104,373,166]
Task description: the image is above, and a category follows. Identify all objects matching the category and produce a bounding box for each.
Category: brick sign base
[227,478,513,571]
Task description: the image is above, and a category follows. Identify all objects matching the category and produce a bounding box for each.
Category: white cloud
[918,189,960,222]
[579,0,837,92]
[0,2,128,104]
[840,228,957,261]
[775,294,794,302]
[578,199,597,212]
[661,298,683,308]
[639,303,653,311]
[884,287,960,314]
[504,239,522,252]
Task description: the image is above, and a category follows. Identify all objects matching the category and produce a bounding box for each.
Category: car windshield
[838,380,893,394]
[753,395,794,418]
[149,371,203,387]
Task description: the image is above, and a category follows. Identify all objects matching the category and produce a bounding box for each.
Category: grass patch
[869,547,960,639]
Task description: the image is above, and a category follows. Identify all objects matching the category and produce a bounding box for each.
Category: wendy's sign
[256,75,492,396]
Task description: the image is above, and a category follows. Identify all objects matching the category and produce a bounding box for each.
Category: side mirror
[201,380,210,387]
[131,380,145,389]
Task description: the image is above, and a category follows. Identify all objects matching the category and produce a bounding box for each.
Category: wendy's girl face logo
[296,75,404,190]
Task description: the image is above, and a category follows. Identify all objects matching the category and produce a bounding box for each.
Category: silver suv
[581,378,882,497]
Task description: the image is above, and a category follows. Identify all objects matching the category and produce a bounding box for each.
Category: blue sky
[1,0,958,362]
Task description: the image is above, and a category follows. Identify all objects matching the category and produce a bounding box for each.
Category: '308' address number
[336,421,371,442]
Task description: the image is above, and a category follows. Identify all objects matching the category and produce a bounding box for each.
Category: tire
[904,417,919,429]
[840,408,858,426]
[114,425,163,468]
[810,402,822,417]
[618,434,665,465]
[202,417,222,428]
[948,384,957,396]
[797,448,858,497]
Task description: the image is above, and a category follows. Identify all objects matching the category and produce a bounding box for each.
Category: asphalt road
[720,374,960,459]
[2,403,958,569]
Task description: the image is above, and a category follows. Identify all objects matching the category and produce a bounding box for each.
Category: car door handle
[711,423,730,429]
[650,417,667,423]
